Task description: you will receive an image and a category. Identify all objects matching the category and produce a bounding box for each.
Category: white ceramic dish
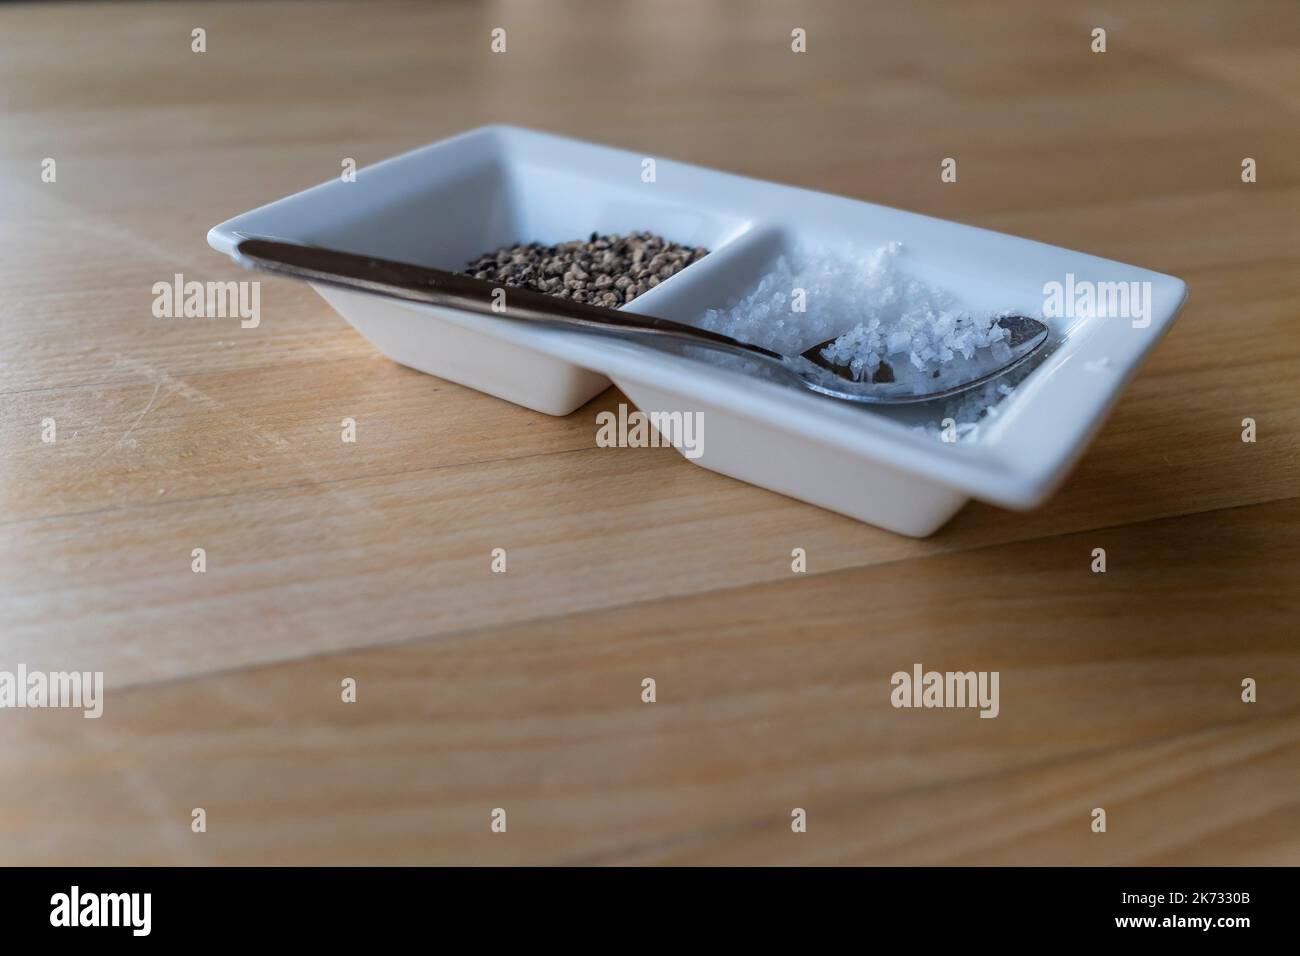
[209,125,1187,536]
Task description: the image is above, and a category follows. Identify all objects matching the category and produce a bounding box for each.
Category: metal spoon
[232,238,1048,405]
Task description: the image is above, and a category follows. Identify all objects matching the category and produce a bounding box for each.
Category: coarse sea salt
[913,378,1021,444]
[693,241,1027,443]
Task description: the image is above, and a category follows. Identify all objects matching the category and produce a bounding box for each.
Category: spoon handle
[233,238,783,360]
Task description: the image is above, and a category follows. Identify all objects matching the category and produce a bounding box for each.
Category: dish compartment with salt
[209,125,1187,536]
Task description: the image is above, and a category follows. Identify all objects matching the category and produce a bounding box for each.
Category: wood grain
[0,0,1297,865]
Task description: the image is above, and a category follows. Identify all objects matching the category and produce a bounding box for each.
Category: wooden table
[1,0,1297,865]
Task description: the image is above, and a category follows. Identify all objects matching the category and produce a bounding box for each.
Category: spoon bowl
[793,314,1049,404]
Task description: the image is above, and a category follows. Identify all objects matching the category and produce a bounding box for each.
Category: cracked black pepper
[463,232,708,307]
